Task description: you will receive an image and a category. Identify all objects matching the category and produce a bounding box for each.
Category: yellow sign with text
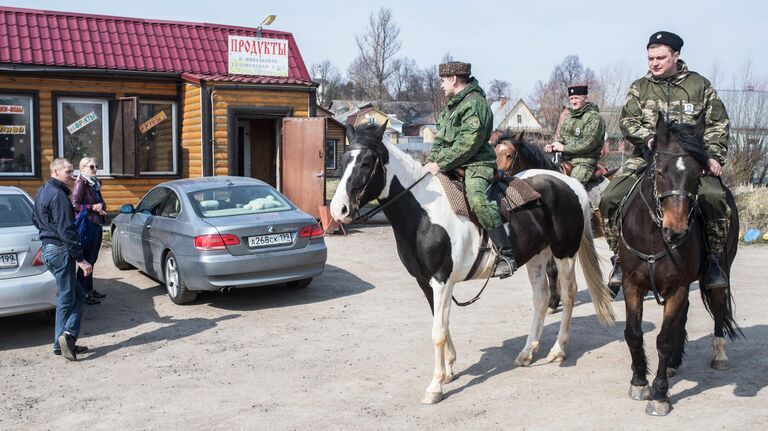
[139,111,168,134]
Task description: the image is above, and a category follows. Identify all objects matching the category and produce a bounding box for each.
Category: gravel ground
[1,226,766,430]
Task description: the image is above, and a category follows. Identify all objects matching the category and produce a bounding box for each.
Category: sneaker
[85,295,101,305]
[90,290,107,299]
[58,333,78,361]
[54,345,88,356]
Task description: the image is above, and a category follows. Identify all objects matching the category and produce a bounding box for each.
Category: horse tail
[699,287,742,340]
[577,211,616,327]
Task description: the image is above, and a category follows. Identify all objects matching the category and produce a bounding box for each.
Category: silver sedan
[0,186,57,317]
[110,177,327,304]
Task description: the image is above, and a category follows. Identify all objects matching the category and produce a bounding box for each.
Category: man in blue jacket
[33,158,93,361]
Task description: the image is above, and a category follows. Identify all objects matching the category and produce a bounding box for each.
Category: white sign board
[228,35,289,77]
[67,111,98,135]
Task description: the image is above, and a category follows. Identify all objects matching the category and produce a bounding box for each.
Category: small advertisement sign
[0,125,26,134]
[66,111,98,135]
[228,35,289,77]
[139,111,168,134]
[0,105,24,114]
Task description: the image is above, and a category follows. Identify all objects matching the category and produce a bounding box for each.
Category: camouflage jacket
[619,61,730,165]
[428,78,495,170]
[559,102,605,162]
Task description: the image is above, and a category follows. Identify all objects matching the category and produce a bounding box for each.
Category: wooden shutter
[110,97,138,176]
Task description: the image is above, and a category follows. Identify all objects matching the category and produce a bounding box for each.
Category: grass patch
[325,178,340,205]
[733,184,768,243]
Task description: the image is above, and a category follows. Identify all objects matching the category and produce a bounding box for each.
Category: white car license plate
[0,253,18,268]
[248,232,292,248]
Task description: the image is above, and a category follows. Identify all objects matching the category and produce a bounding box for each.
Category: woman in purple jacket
[71,157,108,305]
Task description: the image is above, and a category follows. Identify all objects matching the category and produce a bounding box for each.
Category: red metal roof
[0,6,315,86]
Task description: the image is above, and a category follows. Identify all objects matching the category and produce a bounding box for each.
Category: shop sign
[66,111,98,135]
[0,125,26,134]
[228,35,289,77]
[139,111,168,134]
[0,105,24,114]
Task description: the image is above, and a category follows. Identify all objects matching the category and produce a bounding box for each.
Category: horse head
[649,113,709,244]
[495,131,525,176]
[330,121,390,224]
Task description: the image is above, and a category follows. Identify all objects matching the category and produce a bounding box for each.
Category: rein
[618,150,701,306]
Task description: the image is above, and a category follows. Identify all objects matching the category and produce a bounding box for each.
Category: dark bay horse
[619,115,740,416]
[331,123,614,404]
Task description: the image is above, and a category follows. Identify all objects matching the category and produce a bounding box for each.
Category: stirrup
[493,256,517,279]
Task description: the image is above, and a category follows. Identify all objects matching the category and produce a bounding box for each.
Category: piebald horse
[331,123,615,404]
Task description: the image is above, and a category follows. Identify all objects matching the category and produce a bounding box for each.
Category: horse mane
[499,134,557,171]
[351,122,390,164]
[644,121,710,169]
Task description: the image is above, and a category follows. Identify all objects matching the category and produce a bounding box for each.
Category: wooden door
[281,117,326,218]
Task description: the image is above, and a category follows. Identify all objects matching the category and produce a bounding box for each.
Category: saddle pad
[436,173,541,218]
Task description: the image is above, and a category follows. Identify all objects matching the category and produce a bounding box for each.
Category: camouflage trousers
[464,165,502,229]
[599,157,730,254]
[570,161,597,186]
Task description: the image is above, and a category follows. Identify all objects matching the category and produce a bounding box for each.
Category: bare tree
[347,56,376,101]
[487,79,511,101]
[353,7,401,106]
[719,58,768,185]
[311,60,344,105]
[423,65,446,120]
[389,57,424,101]
[531,55,599,131]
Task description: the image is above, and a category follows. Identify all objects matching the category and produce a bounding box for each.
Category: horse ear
[376,120,389,139]
[514,131,525,142]
[694,112,706,142]
[655,113,668,147]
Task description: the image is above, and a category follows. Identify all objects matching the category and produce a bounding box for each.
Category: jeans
[42,244,85,350]
[77,225,103,295]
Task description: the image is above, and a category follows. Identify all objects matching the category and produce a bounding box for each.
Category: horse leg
[443,328,457,383]
[546,257,561,313]
[422,278,455,404]
[516,251,551,366]
[646,287,688,416]
[701,283,731,370]
[547,257,576,362]
[624,280,649,401]
[667,297,689,377]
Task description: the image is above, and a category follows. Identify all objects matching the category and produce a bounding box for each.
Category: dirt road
[1,226,766,430]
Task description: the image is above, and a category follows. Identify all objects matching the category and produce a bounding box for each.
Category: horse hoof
[515,353,534,367]
[442,373,455,384]
[667,367,678,378]
[710,358,730,370]
[628,385,649,401]
[546,350,566,363]
[546,307,557,315]
[645,400,672,416]
[421,391,442,404]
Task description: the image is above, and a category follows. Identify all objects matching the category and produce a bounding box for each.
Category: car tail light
[194,234,241,251]
[299,223,324,239]
[32,247,44,266]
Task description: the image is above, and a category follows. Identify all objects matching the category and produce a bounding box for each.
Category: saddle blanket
[436,173,541,219]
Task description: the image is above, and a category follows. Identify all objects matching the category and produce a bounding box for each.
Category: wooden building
[0,6,335,217]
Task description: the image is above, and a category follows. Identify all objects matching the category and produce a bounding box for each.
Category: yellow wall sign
[139,111,168,134]
[0,125,26,134]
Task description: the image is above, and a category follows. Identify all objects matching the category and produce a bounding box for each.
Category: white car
[0,186,57,317]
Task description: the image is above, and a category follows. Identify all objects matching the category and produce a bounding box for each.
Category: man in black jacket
[33,158,93,361]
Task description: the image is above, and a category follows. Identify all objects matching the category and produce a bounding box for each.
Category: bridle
[618,148,702,305]
[499,141,520,176]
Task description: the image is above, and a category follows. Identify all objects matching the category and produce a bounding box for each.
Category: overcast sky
[6,0,767,98]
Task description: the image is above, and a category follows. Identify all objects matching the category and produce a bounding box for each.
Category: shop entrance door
[281,117,326,218]
[235,118,277,186]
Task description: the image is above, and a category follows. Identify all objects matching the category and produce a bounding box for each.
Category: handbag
[75,204,94,249]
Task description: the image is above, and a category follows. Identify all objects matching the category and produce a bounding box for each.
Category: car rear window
[0,194,34,228]
[188,185,293,218]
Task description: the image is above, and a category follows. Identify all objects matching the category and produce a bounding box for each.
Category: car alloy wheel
[165,255,180,298]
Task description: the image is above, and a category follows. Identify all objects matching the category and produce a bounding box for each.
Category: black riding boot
[703,252,728,289]
[488,225,518,279]
[608,252,622,296]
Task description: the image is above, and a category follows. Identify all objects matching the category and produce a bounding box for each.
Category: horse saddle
[435,171,541,225]
[560,161,611,183]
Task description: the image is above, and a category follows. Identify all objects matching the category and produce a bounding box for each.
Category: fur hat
[647,31,684,52]
[438,61,471,77]
[568,85,588,96]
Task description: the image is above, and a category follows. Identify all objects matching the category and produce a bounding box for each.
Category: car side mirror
[119,204,135,214]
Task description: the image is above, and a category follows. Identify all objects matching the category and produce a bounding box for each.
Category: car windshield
[0,194,34,228]
[188,185,293,218]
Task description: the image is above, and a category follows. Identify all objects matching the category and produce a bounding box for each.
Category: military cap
[438,61,471,77]
[647,31,684,52]
[568,84,588,96]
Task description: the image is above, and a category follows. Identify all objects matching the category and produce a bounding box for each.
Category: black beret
[647,31,684,52]
[568,85,588,96]
[438,61,471,77]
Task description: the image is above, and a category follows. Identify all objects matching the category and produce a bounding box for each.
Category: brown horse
[618,115,740,416]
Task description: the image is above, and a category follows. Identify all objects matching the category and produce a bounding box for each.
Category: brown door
[281,117,326,218]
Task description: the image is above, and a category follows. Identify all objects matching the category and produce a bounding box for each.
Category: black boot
[608,252,622,295]
[703,252,728,289]
[488,225,518,279]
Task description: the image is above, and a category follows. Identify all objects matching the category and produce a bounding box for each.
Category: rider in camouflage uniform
[545,84,606,186]
[424,61,517,278]
[600,31,731,291]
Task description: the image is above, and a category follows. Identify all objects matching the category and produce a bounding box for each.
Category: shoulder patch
[466,116,480,129]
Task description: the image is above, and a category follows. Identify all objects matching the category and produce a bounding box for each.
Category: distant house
[316,106,347,177]
[490,97,545,132]
[420,125,438,143]
[335,103,404,143]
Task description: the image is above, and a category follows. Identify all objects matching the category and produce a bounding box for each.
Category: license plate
[248,232,292,248]
[0,253,18,268]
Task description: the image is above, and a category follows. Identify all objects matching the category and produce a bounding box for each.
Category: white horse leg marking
[443,329,456,383]
[423,278,455,404]
[711,336,730,370]
[547,257,577,363]
[516,250,552,366]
